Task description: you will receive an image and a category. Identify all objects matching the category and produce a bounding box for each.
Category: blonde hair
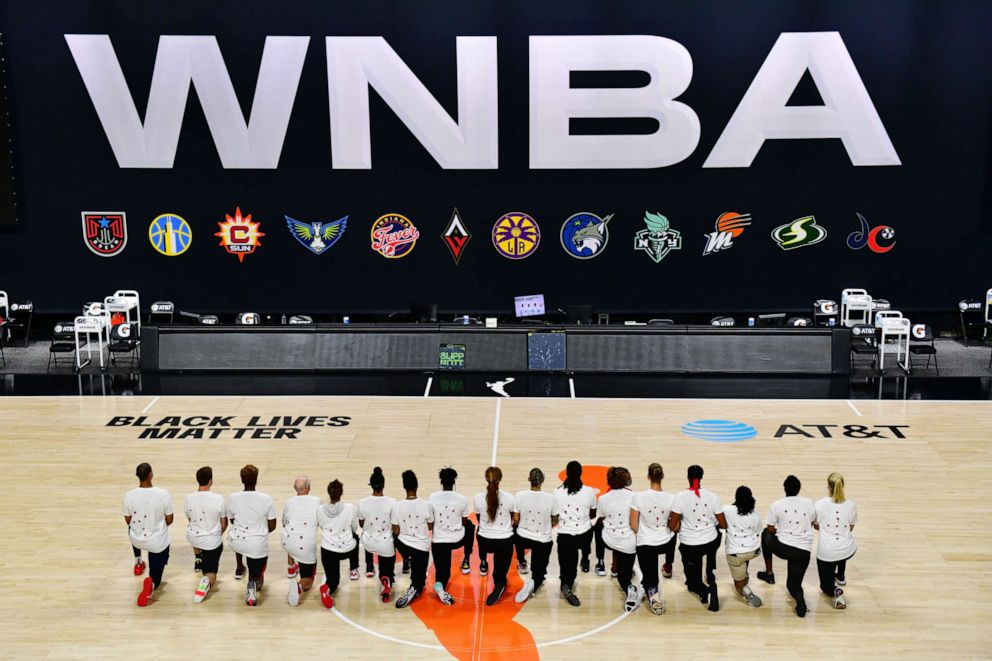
[828,472,846,503]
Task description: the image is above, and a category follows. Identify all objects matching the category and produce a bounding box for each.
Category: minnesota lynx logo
[702,212,751,255]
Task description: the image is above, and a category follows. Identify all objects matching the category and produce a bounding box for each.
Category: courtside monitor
[515,294,545,318]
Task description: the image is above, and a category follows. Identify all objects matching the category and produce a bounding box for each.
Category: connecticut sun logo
[215,207,265,262]
[370,213,419,258]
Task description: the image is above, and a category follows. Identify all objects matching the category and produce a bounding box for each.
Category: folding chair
[908,324,939,375]
[108,323,140,370]
[849,324,878,371]
[48,322,78,372]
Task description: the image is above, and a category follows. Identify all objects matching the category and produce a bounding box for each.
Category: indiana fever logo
[371,213,419,258]
[846,212,895,253]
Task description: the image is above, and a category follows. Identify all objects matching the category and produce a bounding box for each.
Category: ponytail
[369,466,385,492]
[485,466,502,523]
[563,460,583,495]
[828,472,846,503]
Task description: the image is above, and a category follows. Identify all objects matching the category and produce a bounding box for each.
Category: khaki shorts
[726,548,760,581]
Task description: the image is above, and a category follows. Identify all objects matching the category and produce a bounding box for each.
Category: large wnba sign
[65,32,899,170]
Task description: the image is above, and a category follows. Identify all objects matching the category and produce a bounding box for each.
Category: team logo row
[81,209,896,260]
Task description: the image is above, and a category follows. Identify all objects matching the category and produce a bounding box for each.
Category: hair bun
[372,466,383,475]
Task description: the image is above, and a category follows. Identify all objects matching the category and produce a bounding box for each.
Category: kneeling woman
[316,480,359,609]
[598,466,640,612]
[474,466,516,606]
[513,468,559,603]
[814,472,857,609]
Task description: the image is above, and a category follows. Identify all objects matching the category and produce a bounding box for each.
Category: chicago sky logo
[846,212,895,253]
[492,212,540,259]
[771,215,827,251]
[215,207,264,262]
[560,212,612,259]
[148,213,192,256]
[285,215,348,254]
[371,213,419,258]
[682,419,757,442]
[634,211,681,263]
[702,212,751,255]
[441,208,471,264]
[81,211,127,256]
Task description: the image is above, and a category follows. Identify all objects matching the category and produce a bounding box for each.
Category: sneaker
[395,586,418,608]
[434,582,455,606]
[742,585,762,608]
[350,569,360,581]
[402,559,411,575]
[836,577,847,587]
[561,584,581,607]
[795,600,808,618]
[648,588,665,615]
[460,558,471,575]
[319,583,333,609]
[624,585,640,612]
[287,563,299,579]
[194,555,203,574]
[756,571,775,585]
[610,560,618,578]
[380,577,392,603]
[518,560,529,575]
[834,589,847,609]
[479,560,489,576]
[133,559,146,576]
[662,563,672,579]
[595,561,606,577]
[580,557,590,573]
[137,576,154,607]
[288,580,301,607]
[365,567,375,578]
[193,577,211,603]
[246,580,258,607]
[486,583,506,606]
[515,579,535,603]
[234,567,246,581]
[708,582,720,612]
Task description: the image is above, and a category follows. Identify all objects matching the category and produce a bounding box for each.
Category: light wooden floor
[0,395,989,660]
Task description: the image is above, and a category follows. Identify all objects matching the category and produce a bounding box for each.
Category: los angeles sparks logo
[215,207,265,262]
[371,213,419,258]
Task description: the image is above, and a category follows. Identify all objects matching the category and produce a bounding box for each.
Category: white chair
[875,311,910,371]
[841,289,872,327]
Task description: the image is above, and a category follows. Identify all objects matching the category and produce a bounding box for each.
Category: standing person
[474,466,515,606]
[814,473,857,610]
[226,465,276,606]
[513,468,559,603]
[184,466,226,603]
[598,466,640,612]
[391,470,433,608]
[554,460,598,607]
[428,467,471,606]
[723,486,763,608]
[669,465,725,612]
[757,475,815,618]
[281,476,321,607]
[630,462,675,615]
[123,462,174,607]
[358,467,397,602]
[316,479,359,609]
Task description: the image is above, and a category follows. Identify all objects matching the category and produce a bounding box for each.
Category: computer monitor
[565,304,593,324]
[411,302,438,323]
[514,294,545,318]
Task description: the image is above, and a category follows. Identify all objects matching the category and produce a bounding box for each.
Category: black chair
[850,324,878,371]
[648,318,675,325]
[108,323,140,370]
[958,299,984,345]
[908,324,939,374]
[48,322,77,372]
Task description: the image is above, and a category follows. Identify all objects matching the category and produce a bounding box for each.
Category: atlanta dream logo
[371,213,419,258]
[81,212,127,256]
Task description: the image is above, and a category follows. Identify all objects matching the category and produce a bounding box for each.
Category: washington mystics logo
[81,211,127,256]
[560,212,612,259]
[285,215,348,254]
[371,213,419,258]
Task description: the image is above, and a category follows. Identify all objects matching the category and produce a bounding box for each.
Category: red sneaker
[133,559,146,576]
[380,577,392,603]
[137,577,153,607]
[287,563,299,578]
[662,563,673,579]
[319,583,334,609]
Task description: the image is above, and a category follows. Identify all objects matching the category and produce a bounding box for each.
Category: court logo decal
[682,419,757,442]
[286,215,348,255]
[148,213,192,256]
[771,215,827,251]
[560,212,612,259]
[846,212,895,253]
[371,213,419,258]
[774,424,909,438]
[702,212,751,256]
[492,212,540,259]
[486,377,515,397]
[106,414,351,439]
[441,208,471,264]
[81,211,127,256]
[634,211,681,263]
[215,207,264,262]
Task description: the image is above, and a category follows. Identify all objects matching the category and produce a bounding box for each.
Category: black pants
[762,531,810,606]
[637,537,676,592]
[557,528,594,589]
[198,543,223,575]
[816,554,853,596]
[132,544,141,559]
[246,555,267,579]
[608,545,637,591]
[364,550,397,582]
[432,537,463,588]
[514,534,553,588]
[589,519,605,561]
[478,535,513,586]
[680,533,721,596]
[395,540,429,592]
[321,547,355,593]
[149,546,170,588]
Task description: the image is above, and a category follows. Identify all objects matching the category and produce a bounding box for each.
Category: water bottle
[828,318,836,327]
[281,314,287,325]
[343,316,350,325]
[462,314,469,325]
[748,317,755,327]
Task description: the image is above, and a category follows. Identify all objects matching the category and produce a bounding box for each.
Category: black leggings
[762,530,810,606]
[149,546,170,588]
[478,535,513,586]
[363,550,397,583]
[589,519,605,561]
[637,537,676,592]
[321,547,355,594]
[557,528,594,589]
[432,538,463,588]
[395,540,429,592]
[514,534,553,588]
[816,554,853,596]
[608,545,637,591]
[680,533,721,595]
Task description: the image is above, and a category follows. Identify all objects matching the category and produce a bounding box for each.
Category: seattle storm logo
[560,212,612,259]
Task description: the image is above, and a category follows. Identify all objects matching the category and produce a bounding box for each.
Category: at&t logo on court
[215,207,264,262]
[148,213,192,256]
[682,419,757,442]
[371,213,419,258]
[492,212,540,259]
[560,212,612,259]
[702,212,751,256]
[846,212,895,253]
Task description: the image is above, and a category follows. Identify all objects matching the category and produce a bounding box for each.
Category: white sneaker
[288,580,301,607]
[515,579,535,603]
[834,587,847,609]
[395,586,418,609]
[648,589,665,615]
[193,577,211,603]
[246,581,258,606]
[624,585,640,612]
[434,582,454,606]
[743,585,763,608]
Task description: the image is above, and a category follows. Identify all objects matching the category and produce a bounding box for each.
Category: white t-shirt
[766,495,816,551]
[473,489,515,540]
[428,491,469,544]
[513,489,559,543]
[671,488,723,546]
[358,495,396,556]
[630,489,675,547]
[390,499,433,552]
[723,505,762,554]
[597,489,636,554]
[280,494,321,564]
[226,491,276,559]
[123,486,174,553]
[184,491,225,551]
[814,497,858,562]
[317,502,359,553]
[554,485,599,536]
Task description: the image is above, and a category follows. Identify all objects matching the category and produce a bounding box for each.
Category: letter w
[65,35,310,168]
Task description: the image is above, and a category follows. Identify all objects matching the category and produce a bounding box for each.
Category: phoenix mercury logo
[702,212,751,255]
